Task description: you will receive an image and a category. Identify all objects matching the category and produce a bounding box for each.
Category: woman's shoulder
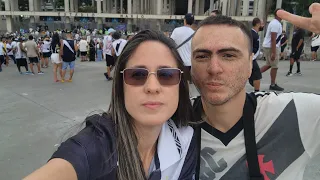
[51,113,117,180]
[73,113,117,157]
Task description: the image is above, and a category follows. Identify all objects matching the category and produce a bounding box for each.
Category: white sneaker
[286,72,293,76]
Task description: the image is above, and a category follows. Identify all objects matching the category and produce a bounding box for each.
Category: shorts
[290,46,304,60]
[281,45,287,52]
[263,47,280,68]
[80,51,87,56]
[311,46,319,52]
[249,60,262,81]
[43,52,52,58]
[0,55,4,65]
[62,61,75,70]
[16,58,28,66]
[28,57,39,64]
[105,54,115,67]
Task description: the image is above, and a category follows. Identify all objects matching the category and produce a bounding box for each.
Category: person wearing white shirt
[170,13,195,84]
[6,38,16,64]
[14,38,30,74]
[0,37,7,72]
[103,28,116,80]
[260,9,284,91]
[111,32,127,57]
[78,37,88,62]
[42,36,52,68]
[311,32,320,61]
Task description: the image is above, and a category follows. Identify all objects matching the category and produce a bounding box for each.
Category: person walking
[249,17,263,92]
[260,9,284,91]
[171,13,195,84]
[103,28,116,80]
[286,26,305,76]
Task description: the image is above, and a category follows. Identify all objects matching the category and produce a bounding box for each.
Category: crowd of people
[1,2,319,180]
[0,27,132,83]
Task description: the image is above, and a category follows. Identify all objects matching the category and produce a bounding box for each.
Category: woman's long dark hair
[51,32,60,51]
[108,30,193,180]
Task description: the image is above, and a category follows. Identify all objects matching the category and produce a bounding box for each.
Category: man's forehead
[192,25,248,51]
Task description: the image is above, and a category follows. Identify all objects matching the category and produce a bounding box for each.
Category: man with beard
[191,15,320,180]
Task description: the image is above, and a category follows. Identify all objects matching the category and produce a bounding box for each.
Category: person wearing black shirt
[280,30,288,60]
[286,27,304,76]
[249,18,263,92]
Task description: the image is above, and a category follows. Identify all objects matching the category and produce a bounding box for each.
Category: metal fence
[8,17,184,33]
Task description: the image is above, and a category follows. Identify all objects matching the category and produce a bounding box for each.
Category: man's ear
[248,53,253,77]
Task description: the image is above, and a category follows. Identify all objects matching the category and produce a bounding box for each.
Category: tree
[273,0,320,16]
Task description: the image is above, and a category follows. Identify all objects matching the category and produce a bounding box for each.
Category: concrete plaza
[0,60,319,179]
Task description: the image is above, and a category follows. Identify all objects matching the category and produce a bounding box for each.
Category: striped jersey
[194,92,320,180]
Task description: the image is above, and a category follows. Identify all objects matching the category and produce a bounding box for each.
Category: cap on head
[107,28,116,34]
[184,13,195,25]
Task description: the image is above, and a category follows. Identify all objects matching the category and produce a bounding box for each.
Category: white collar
[251,28,258,33]
[157,120,187,171]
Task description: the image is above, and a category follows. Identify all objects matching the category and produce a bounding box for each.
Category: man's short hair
[252,17,261,26]
[211,9,221,15]
[112,31,121,40]
[196,15,252,53]
[185,13,195,25]
[274,8,282,17]
[29,35,34,40]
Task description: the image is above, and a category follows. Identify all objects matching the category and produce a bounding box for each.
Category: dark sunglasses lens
[124,69,148,85]
[157,69,181,85]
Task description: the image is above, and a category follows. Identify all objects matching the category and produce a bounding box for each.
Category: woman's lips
[142,102,164,109]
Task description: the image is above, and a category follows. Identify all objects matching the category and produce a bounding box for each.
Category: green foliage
[276,0,320,17]
[78,6,96,12]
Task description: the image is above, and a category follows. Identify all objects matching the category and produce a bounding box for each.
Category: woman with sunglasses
[24,30,196,180]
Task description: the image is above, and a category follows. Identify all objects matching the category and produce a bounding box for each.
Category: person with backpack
[111,31,127,59]
[191,15,320,180]
[60,30,78,83]
[260,9,284,91]
[170,13,195,84]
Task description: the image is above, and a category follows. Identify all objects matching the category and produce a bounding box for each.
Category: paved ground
[0,59,319,179]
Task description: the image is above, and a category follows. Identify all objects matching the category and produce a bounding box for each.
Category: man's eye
[195,55,209,59]
[222,54,235,58]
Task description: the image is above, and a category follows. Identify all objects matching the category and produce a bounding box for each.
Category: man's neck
[202,89,246,133]
[252,26,259,33]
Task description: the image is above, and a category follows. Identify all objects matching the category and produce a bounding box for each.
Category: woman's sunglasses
[120,68,183,86]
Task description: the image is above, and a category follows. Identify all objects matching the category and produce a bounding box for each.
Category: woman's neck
[135,124,162,176]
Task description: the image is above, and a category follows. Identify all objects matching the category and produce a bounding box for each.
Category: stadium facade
[0,0,282,32]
